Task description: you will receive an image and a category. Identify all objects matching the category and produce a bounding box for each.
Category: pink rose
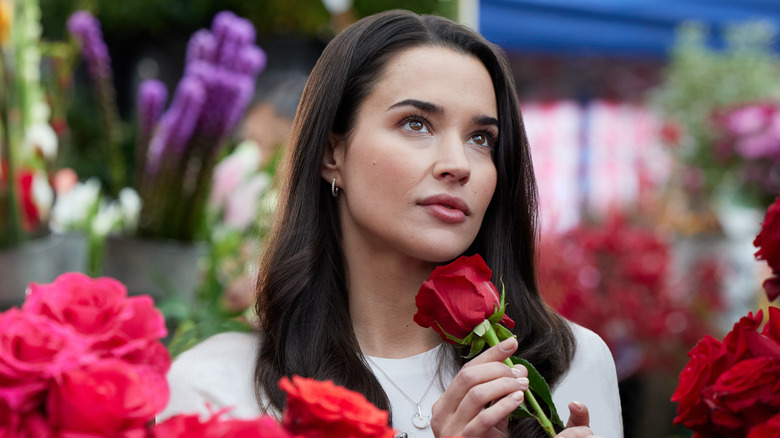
[23,273,167,359]
[23,273,133,340]
[154,411,291,438]
[95,295,167,353]
[0,309,88,412]
[47,359,168,435]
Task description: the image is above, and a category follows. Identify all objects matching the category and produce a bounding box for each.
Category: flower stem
[483,325,557,438]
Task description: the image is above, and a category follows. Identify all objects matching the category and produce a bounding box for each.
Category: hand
[431,337,529,438]
[555,401,602,438]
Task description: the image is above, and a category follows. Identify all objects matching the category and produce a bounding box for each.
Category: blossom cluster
[537,214,724,379]
[136,11,267,241]
[672,308,780,437]
[711,102,780,204]
[0,273,170,435]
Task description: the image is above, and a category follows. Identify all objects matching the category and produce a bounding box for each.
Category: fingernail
[572,401,584,410]
[511,367,524,377]
[512,390,524,402]
[499,337,515,352]
[517,377,529,388]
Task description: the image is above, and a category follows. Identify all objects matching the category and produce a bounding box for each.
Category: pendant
[412,405,431,429]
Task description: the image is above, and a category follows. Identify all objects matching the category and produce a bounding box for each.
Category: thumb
[565,401,590,428]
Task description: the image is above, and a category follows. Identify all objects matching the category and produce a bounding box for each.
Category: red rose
[764,276,780,302]
[672,335,726,427]
[413,255,514,343]
[279,375,394,438]
[755,195,780,273]
[722,311,764,361]
[748,412,780,438]
[713,357,780,413]
[46,359,168,435]
[154,411,291,438]
[763,307,780,343]
[0,309,89,412]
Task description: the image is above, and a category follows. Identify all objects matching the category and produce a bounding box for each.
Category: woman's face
[327,45,498,263]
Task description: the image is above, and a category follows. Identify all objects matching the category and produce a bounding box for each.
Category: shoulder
[159,331,263,421]
[552,321,624,437]
[568,321,614,368]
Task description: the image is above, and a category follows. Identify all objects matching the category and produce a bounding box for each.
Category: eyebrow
[388,99,499,128]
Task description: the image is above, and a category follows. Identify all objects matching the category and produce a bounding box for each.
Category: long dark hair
[254,9,575,437]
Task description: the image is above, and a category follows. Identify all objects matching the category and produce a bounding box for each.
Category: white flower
[50,178,101,232]
[23,122,58,160]
[30,170,53,221]
[118,187,142,231]
[92,200,123,237]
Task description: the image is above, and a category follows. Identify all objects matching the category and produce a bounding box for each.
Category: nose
[432,134,470,184]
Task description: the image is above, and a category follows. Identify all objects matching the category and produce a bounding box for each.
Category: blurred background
[2,1,780,437]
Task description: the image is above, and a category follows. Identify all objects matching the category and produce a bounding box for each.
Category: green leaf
[510,356,564,429]
[465,337,486,359]
[510,402,535,420]
[435,322,470,346]
[494,323,515,342]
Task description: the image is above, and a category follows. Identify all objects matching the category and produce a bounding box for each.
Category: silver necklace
[365,355,439,429]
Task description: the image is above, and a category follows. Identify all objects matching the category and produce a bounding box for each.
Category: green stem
[483,324,557,438]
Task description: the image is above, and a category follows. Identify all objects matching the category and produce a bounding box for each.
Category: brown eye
[409,120,424,131]
[473,134,486,145]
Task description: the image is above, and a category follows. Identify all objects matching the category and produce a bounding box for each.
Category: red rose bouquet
[672,307,780,437]
[413,254,563,437]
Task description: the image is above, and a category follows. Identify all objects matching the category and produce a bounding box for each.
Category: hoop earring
[331,177,339,198]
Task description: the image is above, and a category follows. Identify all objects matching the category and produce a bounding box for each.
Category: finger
[434,362,527,425]
[565,401,590,429]
[434,338,521,415]
[461,389,526,437]
[467,337,518,366]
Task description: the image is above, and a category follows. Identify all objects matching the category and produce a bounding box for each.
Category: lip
[418,194,470,224]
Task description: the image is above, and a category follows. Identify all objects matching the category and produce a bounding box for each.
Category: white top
[160,323,623,437]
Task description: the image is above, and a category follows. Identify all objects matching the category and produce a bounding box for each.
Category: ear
[321,132,346,183]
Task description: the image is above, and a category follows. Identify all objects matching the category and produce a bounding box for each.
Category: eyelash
[399,112,498,149]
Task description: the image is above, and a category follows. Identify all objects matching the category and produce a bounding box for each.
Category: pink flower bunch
[712,102,780,200]
[0,273,170,436]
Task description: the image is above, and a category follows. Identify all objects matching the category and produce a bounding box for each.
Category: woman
[163,9,622,438]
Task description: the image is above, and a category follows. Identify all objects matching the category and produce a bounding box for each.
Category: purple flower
[137,79,168,142]
[211,12,256,71]
[185,29,217,66]
[67,11,112,79]
[145,77,205,173]
[236,46,267,77]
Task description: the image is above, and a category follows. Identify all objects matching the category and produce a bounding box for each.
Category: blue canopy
[479,0,780,56]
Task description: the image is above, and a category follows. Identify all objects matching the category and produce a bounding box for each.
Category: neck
[344,250,442,358]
